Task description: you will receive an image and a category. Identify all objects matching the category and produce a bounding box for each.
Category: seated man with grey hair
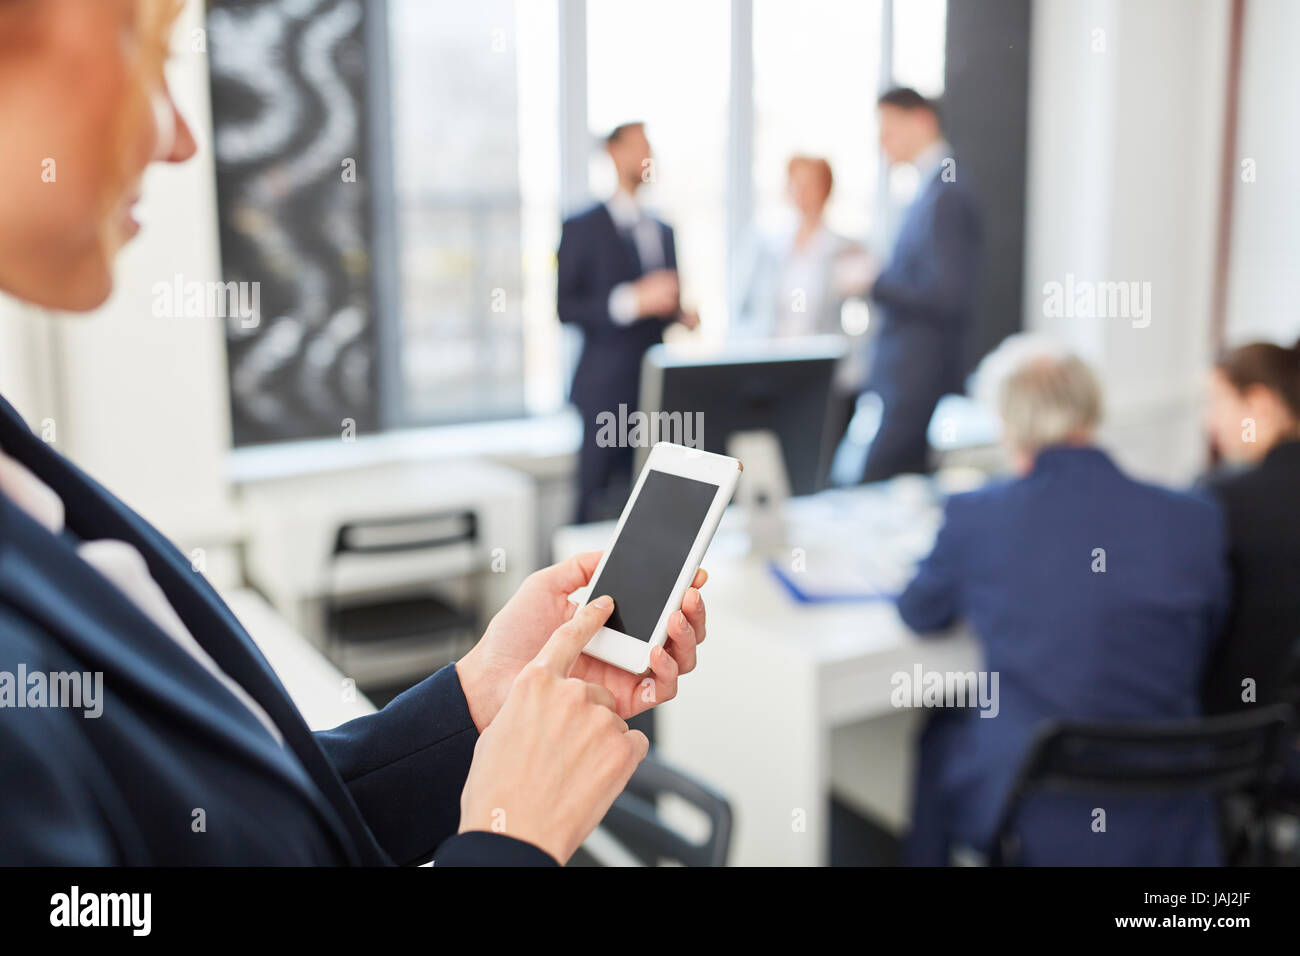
[897,334,1230,865]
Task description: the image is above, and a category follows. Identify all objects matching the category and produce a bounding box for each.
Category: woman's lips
[118,193,143,239]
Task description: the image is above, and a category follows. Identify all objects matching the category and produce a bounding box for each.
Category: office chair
[987,704,1295,866]
[324,509,483,706]
[583,754,733,867]
[1256,664,1300,864]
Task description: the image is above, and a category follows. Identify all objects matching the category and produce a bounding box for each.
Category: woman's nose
[166,101,197,164]
[152,86,197,165]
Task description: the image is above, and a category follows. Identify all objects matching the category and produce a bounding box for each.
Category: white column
[1024,0,1230,483]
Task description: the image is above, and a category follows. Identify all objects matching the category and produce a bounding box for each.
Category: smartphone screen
[588,469,719,641]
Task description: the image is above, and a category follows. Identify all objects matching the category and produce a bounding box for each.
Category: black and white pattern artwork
[208,0,379,446]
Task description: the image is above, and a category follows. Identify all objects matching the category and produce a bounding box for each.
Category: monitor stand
[726,430,790,557]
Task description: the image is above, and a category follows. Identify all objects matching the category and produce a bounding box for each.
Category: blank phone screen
[588,470,719,642]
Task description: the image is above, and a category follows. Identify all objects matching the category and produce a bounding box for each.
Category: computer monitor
[638,337,847,497]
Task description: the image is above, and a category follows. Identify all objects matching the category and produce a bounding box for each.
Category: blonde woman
[0,0,707,865]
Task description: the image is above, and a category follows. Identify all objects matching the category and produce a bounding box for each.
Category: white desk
[554,483,979,866]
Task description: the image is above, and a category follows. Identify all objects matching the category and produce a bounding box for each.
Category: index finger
[534,595,615,676]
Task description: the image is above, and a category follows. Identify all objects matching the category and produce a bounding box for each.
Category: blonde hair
[972,334,1102,454]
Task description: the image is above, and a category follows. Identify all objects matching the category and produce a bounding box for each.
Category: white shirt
[0,449,285,746]
[912,139,952,188]
[605,189,667,324]
[771,225,854,339]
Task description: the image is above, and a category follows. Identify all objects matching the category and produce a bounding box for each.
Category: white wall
[1024,0,1230,484]
[1224,0,1300,346]
[0,1,235,547]
[0,299,56,424]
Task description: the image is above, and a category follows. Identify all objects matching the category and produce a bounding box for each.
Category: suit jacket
[897,446,1230,865]
[0,394,554,866]
[868,164,983,404]
[557,202,676,415]
[1202,439,1300,714]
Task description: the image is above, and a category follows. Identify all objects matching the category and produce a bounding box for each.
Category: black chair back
[600,754,733,867]
[990,704,1295,865]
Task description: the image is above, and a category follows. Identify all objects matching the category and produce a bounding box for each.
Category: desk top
[553,481,967,671]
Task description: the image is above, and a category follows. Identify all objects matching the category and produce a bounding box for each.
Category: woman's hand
[455,551,707,731]
[457,596,650,863]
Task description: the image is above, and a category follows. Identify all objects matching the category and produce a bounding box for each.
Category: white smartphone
[576,441,742,674]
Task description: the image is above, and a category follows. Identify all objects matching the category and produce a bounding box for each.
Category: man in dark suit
[860,88,983,482]
[897,338,1230,865]
[558,122,699,522]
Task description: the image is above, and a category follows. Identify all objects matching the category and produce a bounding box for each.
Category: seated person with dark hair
[1201,338,1300,715]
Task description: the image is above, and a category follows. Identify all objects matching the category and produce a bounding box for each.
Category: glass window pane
[387,0,560,423]
[892,0,947,97]
[585,0,731,346]
[753,0,884,245]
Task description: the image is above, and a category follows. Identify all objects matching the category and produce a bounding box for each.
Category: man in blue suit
[896,337,1230,865]
[558,122,699,522]
[860,88,983,482]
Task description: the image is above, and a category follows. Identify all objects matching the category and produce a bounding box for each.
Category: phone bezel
[578,441,742,674]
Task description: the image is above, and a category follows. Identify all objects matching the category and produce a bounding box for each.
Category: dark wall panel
[942,0,1033,375]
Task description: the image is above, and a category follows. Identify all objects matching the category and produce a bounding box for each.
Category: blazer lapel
[0,396,383,864]
[597,203,644,279]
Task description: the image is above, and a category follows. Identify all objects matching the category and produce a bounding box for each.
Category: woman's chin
[24,264,117,314]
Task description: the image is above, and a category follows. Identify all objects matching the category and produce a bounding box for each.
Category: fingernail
[676,610,687,627]
[593,595,613,610]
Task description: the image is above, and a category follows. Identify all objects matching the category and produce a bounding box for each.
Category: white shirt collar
[913,139,951,184]
[605,189,642,230]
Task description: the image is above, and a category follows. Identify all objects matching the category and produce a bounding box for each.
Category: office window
[209,0,559,446]
[891,0,947,98]
[886,0,948,210]
[752,0,884,243]
[386,0,560,424]
[209,0,950,447]
[585,0,731,346]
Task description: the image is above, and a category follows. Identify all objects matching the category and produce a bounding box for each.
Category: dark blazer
[864,162,982,481]
[897,446,1230,865]
[1202,439,1300,714]
[557,202,676,416]
[0,394,553,866]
